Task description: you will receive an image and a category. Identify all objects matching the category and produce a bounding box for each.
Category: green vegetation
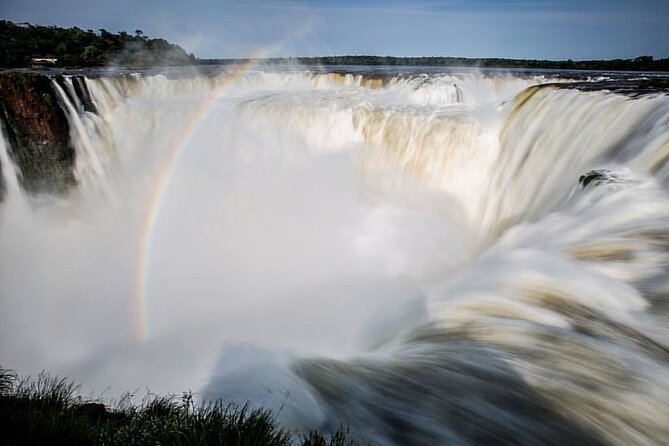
[201,54,669,71]
[0,20,196,68]
[5,20,666,72]
[0,366,355,446]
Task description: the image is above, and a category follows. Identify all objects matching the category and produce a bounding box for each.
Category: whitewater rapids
[1,67,669,445]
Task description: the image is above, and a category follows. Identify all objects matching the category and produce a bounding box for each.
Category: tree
[83,45,99,61]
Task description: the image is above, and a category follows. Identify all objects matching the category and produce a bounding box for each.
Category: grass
[0,366,356,446]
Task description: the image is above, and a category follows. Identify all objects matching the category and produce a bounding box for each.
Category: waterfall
[0,121,23,201]
[51,77,119,203]
[2,68,669,445]
[480,86,669,238]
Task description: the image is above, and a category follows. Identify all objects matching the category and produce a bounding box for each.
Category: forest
[2,20,668,71]
[202,55,669,71]
[0,20,196,68]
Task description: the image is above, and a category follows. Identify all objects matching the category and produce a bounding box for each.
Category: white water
[0,121,23,201]
[1,69,669,444]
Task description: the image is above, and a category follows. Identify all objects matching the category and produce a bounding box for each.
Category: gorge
[1,67,669,445]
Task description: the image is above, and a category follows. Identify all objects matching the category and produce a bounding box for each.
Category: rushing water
[1,67,669,444]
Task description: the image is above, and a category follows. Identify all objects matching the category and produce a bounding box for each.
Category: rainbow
[133,22,316,340]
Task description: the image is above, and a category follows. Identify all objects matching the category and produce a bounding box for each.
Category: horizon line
[196,54,667,63]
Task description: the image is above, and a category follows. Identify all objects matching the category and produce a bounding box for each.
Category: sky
[2,0,668,60]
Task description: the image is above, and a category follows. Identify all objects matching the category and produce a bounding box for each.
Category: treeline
[0,20,196,68]
[200,55,669,71]
[4,20,667,72]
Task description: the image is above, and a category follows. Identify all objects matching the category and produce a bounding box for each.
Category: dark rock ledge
[0,71,76,197]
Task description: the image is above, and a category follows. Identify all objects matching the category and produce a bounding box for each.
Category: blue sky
[2,0,668,59]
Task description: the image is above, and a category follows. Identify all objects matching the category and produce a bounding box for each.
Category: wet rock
[578,168,632,189]
[0,71,75,195]
[555,78,669,97]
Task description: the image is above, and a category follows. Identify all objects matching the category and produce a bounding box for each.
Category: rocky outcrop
[578,168,636,189]
[554,78,669,97]
[0,71,75,195]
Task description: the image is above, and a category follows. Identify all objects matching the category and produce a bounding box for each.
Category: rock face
[0,71,75,196]
[578,168,636,189]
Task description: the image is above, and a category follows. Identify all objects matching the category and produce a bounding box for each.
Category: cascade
[0,121,23,200]
[2,68,669,445]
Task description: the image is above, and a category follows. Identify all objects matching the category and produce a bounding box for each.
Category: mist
[0,71,479,397]
[2,68,669,444]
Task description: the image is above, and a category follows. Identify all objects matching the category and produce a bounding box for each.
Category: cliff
[0,71,75,196]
